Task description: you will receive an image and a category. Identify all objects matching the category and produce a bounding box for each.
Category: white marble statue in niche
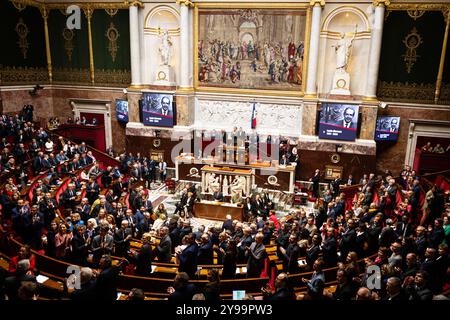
[154,29,175,85]
[159,29,172,66]
[333,31,355,72]
[330,25,357,95]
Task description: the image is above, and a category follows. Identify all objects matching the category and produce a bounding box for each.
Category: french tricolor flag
[251,102,257,129]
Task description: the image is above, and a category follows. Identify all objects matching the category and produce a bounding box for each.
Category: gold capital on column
[125,1,144,8]
[176,0,194,8]
[309,0,325,7]
[373,0,391,7]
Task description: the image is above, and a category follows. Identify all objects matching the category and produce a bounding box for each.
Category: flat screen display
[375,116,400,141]
[318,103,359,141]
[141,93,175,127]
[115,99,129,123]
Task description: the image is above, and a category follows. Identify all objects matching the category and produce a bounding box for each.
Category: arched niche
[317,6,372,97]
[322,6,370,34]
[142,6,180,84]
[145,6,180,32]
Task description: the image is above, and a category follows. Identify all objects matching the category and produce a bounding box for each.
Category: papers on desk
[36,275,49,284]
[236,267,247,274]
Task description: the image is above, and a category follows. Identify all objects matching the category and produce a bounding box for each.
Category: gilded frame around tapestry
[194,2,310,97]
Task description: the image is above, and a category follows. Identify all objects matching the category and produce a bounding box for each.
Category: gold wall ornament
[15,18,29,59]
[52,67,91,84]
[62,28,75,63]
[377,81,436,103]
[105,8,118,17]
[93,69,131,86]
[176,0,194,8]
[373,0,390,7]
[407,9,425,20]
[309,0,325,7]
[11,0,26,11]
[125,1,144,8]
[106,22,120,63]
[402,27,423,74]
[59,8,70,16]
[444,8,450,24]
[0,66,49,84]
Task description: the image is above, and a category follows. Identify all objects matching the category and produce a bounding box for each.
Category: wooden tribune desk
[194,201,243,221]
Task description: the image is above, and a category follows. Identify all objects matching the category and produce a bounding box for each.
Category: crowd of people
[0,115,448,301]
[66,116,99,126]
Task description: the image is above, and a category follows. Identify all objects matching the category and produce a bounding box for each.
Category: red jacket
[9,254,36,274]
[269,214,280,230]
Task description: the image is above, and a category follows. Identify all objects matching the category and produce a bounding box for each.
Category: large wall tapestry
[196,7,307,92]
[377,9,448,103]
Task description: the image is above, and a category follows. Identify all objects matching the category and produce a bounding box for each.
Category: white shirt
[45,141,54,152]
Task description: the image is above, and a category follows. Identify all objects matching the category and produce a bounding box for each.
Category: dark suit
[4,274,36,300]
[246,242,266,278]
[244,201,257,219]
[160,108,173,117]
[222,219,233,232]
[212,191,224,202]
[265,287,295,301]
[379,226,398,247]
[311,174,320,197]
[197,241,214,265]
[339,120,356,129]
[340,228,357,259]
[168,284,197,302]
[113,227,132,257]
[322,236,338,267]
[178,243,199,279]
[71,231,88,265]
[23,212,45,249]
[306,244,321,267]
[94,266,120,301]
[86,182,100,204]
[283,243,300,274]
[156,235,172,263]
[238,235,253,263]
[135,243,153,276]
[71,280,97,301]
[91,234,114,263]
